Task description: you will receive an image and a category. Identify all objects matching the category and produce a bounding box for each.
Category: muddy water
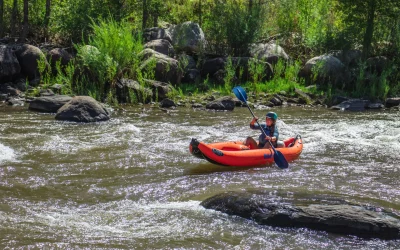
[1,104,399,249]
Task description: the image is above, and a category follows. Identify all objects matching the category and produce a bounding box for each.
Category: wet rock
[331,99,370,111]
[206,96,235,111]
[201,191,400,239]
[294,88,312,104]
[55,96,110,122]
[29,95,72,113]
[0,83,21,96]
[6,97,24,106]
[159,98,176,108]
[385,97,400,108]
[366,102,385,109]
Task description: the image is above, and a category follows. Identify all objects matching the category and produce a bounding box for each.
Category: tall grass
[74,18,145,103]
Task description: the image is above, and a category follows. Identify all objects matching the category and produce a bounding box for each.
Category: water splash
[0,143,15,163]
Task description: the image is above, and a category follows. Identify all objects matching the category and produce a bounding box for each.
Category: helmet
[266,112,278,120]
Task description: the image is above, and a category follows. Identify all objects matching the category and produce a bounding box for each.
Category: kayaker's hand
[265,136,271,141]
[252,116,258,122]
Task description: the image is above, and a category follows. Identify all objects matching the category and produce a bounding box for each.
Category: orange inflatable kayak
[189,135,303,167]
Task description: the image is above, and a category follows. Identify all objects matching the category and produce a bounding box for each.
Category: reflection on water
[1,105,400,248]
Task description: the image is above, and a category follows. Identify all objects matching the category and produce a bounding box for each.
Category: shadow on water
[184,162,273,175]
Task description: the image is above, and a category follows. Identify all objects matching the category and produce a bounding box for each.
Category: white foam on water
[0,143,16,163]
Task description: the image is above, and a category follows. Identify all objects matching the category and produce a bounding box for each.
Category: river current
[0,104,399,249]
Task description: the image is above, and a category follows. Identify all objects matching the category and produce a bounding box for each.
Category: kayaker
[244,111,285,149]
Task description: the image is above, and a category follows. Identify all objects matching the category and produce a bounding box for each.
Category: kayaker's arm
[250,117,260,129]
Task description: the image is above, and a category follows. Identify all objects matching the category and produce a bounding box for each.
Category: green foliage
[222,57,236,94]
[73,18,145,103]
[203,1,265,56]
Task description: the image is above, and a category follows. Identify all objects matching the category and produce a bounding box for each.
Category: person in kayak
[244,111,285,149]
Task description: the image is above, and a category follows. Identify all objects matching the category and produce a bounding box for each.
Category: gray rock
[115,78,152,104]
[55,96,110,122]
[385,97,400,108]
[159,98,176,108]
[331,99,370,111]
[206,96,235,111]
[47,48,73,67]
[144,39,175,57]
[143,27,173,43]
[0,45,21,83]
[201,191,400,239]
[249,43,289,65]
[29,95,72,113]
[144,79,173,101]
[168,21,205,54]
[14,44,47,81]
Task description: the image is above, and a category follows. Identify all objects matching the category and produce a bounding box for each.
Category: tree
[20,0,29,41]
[10,0,18,37]
[0,0,3,37]
[336,0,400,59]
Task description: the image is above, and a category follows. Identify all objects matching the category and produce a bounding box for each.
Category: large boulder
[14,44,47,81]
[249,43,289,65]
[206,96,235,111]
[385,97,400,108]
[55,96,110,122]
[144,39,175,57]
[201,57,226,77]
[328,50,362,68]
[299,54,350,88]
[139,49,182,84]
[0,45,21,83]
[29,95,73,113]
[47,48,73,68]
[201,191,400,239]
[168,21,205,54]
[330,99,370,111]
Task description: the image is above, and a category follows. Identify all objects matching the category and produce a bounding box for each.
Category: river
[1,104,399,249]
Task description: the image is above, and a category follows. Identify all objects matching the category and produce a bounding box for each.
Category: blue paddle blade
[274,150,289,169]
[232,86,247,103]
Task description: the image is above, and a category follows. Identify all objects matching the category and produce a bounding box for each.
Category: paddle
[233,86,289,169]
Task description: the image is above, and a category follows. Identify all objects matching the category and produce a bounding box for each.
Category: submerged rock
[201,191,400,239]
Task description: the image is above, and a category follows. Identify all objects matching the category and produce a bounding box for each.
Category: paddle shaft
[238,92,277,150]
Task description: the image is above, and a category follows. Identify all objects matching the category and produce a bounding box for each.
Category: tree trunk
[249,0,253,11]
[44,0,51,27]
[362,0,376,59]
[199,0,202,27]
[153,14,158,27]
[142,0,148,30]
[20,0,29,41]
[44,0,51,39]
[10,0,18,38]
[0,0,4,37]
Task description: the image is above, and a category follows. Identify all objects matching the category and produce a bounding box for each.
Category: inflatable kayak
[189,135,303,167]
